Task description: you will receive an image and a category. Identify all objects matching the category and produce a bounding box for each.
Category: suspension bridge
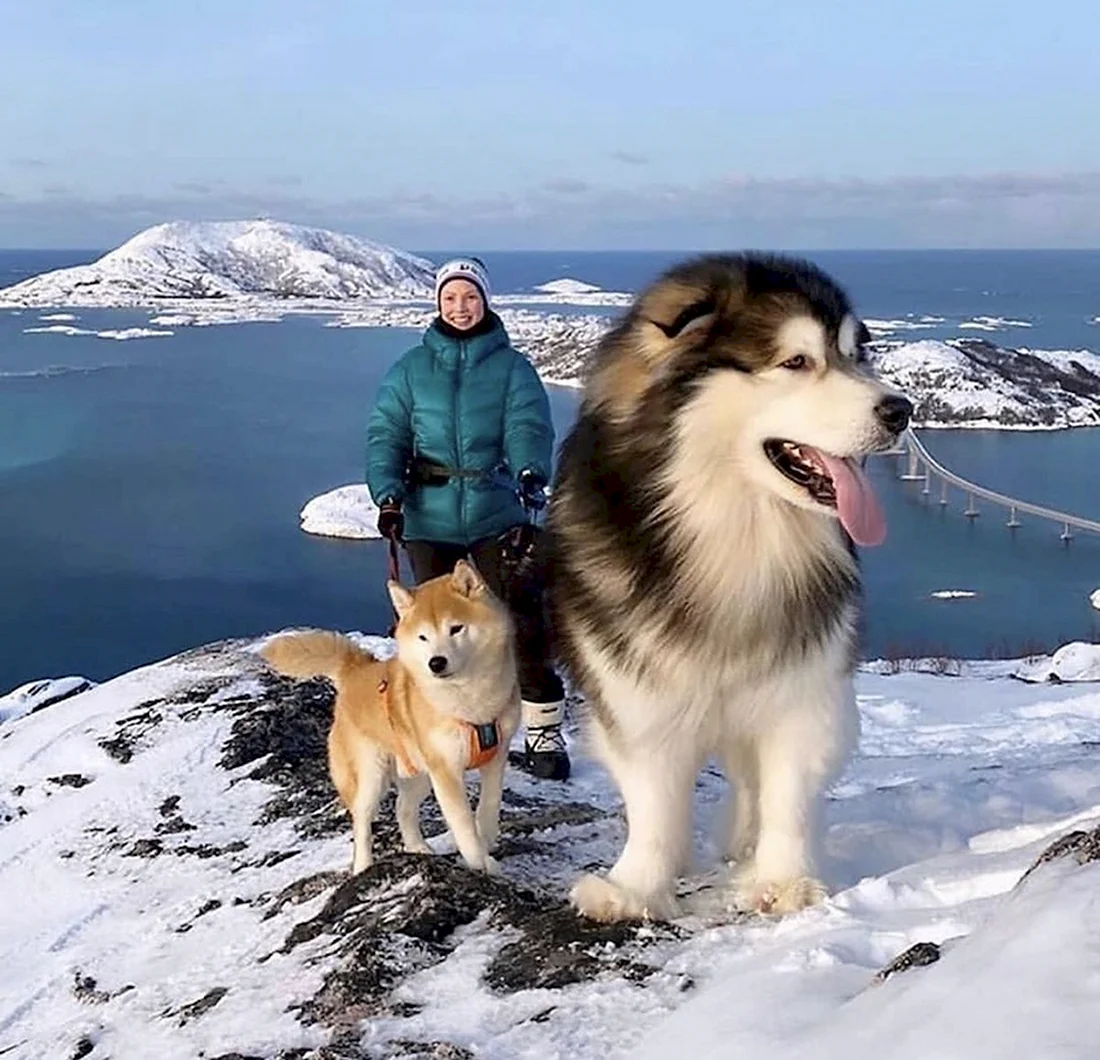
[881,430,1100,543]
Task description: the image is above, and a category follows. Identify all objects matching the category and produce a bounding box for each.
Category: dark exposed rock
[72,971,111,1004]
[263,871,346,921]
[97,703,164,763]
[48,773,93,789]
[69,1038,95,1060]
[166,986,229,1025]
[1018,824,1100,884]
[124,838,163,858]
[385,1042,474,1059]
[279,850,682,1030]
[173,840,248,859]
[485,908,681,993]
[874,941,942,983]
[159,795,181,816]
[155,815,197,835]
[283,855,540,1026]
[499,801,605,835]
[219,674,342,837]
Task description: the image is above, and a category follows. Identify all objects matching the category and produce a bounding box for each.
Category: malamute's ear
[650,297,717,341]
[387,581,415,618]
[838,313,871,359]
[451,558,486,598]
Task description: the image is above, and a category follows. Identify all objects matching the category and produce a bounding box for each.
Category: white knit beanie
[434,257,491,307]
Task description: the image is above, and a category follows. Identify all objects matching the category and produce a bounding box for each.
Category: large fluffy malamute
[548,253,911,921]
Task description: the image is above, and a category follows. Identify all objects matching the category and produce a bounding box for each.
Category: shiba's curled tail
[260,630,367,684]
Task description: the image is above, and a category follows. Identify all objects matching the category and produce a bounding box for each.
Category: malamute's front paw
[570,873,677,923]
[732,870,828,915]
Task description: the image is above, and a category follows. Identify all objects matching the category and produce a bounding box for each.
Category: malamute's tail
[260,630,367,684]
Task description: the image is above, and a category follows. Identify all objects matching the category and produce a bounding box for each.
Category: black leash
[386,534,402,636]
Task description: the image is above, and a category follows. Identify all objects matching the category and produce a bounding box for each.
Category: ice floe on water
[299,484,380,540]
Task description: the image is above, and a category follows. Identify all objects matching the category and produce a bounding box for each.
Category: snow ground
[2,639,1099,1059]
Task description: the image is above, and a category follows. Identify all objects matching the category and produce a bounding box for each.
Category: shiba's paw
[476,821,500,851]
[460,850,500,875]
[732,871,827,915]
[570,873,676,923]
[402,839,433,855]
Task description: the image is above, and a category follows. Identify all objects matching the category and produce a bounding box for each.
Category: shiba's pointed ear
[451,558,486,598]
[387,581,415,618]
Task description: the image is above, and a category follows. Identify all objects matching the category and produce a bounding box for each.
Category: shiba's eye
[449,624,465,636]
[418,633,428,642]
[781,354,809,371]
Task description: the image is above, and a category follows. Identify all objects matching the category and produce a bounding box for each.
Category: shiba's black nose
[428,655,448,675]
[875,395,912,434]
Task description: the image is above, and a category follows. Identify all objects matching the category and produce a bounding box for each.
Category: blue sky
[1,0,1098,249]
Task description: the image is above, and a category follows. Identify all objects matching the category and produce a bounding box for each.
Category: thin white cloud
[2,172,1099,249]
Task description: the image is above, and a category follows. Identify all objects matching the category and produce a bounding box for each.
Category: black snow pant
[404,534,564,706]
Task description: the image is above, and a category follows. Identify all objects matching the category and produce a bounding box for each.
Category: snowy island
[3,219,1100,429]
[1,636,1098,1058]
[0,219,435,305]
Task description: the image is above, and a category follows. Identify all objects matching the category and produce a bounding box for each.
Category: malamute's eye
[781,354,809,371]
[449,624,465,636]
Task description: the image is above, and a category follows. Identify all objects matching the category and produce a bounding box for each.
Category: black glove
[377,499,405,542]
[517,469,547,512]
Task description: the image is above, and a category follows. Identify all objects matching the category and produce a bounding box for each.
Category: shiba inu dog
[261,560,520,875]
[547,253,912,921]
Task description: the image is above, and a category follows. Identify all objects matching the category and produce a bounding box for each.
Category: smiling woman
[365,257,572,782]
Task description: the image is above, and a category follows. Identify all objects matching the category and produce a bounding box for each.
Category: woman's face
[439,279,485,331]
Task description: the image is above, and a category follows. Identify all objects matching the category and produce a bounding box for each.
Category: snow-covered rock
[871,337,1100,429]
[3,638,1100,1057]
[0,675,96,724]
[0,220,436,307]
[299,484,380,540]
[1013,641,1100,683]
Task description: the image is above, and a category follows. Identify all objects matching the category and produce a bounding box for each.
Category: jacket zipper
[455,340,466,542]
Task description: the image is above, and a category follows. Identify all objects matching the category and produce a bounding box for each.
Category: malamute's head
[388,560,515,683]
[587,253,911,546]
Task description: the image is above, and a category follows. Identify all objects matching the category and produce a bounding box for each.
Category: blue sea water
[1,249,1099,693]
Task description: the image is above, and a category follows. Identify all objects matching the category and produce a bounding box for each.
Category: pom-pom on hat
[434,257,491,307]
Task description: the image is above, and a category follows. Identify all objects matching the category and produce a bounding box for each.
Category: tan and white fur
[548,253,911,921]
[261,560,521,875]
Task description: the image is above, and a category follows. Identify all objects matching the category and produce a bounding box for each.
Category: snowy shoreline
[4,218,1100,432]
[13,298,1100,430]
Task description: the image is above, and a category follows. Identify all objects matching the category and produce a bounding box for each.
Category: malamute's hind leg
[721,738,760,865]
[572,728,695,923]
[396,772,432,854]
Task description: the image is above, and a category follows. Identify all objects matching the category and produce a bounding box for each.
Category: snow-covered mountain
[0,220,436,306]
[2,635,1099,1058]
[872,337,1100,429]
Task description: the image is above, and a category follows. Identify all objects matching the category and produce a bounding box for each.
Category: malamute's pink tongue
[809,450,887,547]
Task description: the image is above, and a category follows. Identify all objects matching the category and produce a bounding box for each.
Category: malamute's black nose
[428,655,448,675]
[875,395,912,433]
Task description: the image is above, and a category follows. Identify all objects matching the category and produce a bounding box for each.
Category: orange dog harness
[378,678,502,777]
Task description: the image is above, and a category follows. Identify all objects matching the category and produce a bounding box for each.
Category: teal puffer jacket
[365,314,554,545]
